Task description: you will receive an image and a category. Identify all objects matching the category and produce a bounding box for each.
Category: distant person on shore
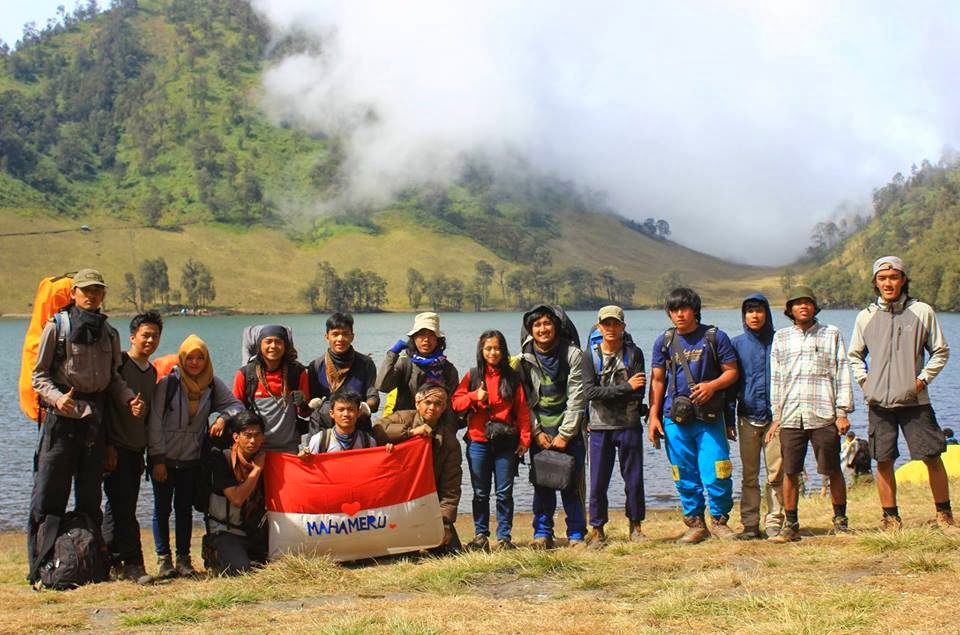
[373,384,463,552]
[517,304,588,548]
[232,325,308,454]
[648,288,739,544]
[376,312,459,429]
[203,411,268,576]
[305,313,379,433]
[581,305,648,547]
[453,330,531,552]
[945,429,959,446]
[28,269,144,585]
[102,311,163,585]
[147,335,243,578]
[848,256,954,532]
[767,286,854,543]
[841,431,873,485]
[727,294,784,540]
[302,390,378,454]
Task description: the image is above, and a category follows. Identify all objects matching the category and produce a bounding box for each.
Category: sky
[4,2,959,265]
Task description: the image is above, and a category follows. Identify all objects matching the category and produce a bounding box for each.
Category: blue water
[2,309,958,530]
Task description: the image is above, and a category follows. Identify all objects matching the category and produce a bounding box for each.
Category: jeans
[466,439,519,541]
[151,464,199,557]
[663,417,733,518]
[588,427,645,527]
[102,446,147,566]
[736,417,784,529]
[530,434,587,540]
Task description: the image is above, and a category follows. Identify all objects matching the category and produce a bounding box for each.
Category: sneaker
[586,526,606,550]
[156,554,176,579]
[175,555,197,577]
[530,536,555,550]
[710,515,737,541]
[466,534,490,552]
[880,514,903,532]
[736,525,762,540]
[764,523,783,539]
[494,539,516,551]
[122,562,154,585]
[677,515,709,544]
[936,511,960,534]
[768,523,801,543]
[832,515,850,534]
[629,522,648,542]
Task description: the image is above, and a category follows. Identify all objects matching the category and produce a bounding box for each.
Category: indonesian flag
[264,436,445,561]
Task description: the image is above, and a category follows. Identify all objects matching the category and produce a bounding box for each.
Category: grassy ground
[3,479,957,634]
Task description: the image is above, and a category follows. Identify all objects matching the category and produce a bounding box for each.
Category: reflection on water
[2,309,957,530]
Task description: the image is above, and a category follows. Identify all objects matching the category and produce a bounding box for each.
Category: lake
[2,308,958,531]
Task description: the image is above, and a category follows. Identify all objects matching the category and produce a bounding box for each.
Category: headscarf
[178,334,214,417]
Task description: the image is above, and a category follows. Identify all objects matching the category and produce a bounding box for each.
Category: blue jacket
[729,293,774,422]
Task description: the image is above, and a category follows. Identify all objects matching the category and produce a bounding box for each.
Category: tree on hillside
[474,260,495,308]
[656,271,685,307]
[181,258,216,311]
[138,257,170,306]
[780,267,796,295]
[406,268,425,309]
[564,266,596,308]
[121,271,142,312]
[656,219,671,238]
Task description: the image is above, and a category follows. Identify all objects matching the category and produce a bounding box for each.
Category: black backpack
[33,512,108,590]
[852,438,872,474]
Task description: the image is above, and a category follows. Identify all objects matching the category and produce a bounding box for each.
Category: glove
[389,338,407,354]
[308,397,326,410]
[289,390,307,407]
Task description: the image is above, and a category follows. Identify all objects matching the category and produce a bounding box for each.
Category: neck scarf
[334,429,358,450]
[178,334,214,418]
[410,348,447,384]
[230,443,255,484]
[69,305,106,345]
[325,348,354,391]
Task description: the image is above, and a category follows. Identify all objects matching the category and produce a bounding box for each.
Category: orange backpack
[19,273,76,423]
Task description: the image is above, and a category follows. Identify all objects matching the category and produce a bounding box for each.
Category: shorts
[868,404,946,462]
[780,425,841,475]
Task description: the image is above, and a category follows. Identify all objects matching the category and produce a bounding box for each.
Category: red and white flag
[264,437,445,561]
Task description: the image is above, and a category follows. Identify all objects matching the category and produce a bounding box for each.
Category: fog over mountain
[250,1,959,265]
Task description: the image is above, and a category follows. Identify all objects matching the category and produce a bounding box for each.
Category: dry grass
[2,480,960,633]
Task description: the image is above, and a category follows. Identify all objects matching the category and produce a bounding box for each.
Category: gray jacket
[147,368,243,465]
[516,337,585,441]
[848,295,950,408]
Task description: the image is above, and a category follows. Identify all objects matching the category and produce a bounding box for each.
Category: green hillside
[0,0,778,314]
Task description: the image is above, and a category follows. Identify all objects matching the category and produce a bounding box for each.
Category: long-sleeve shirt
[770,321,854,429]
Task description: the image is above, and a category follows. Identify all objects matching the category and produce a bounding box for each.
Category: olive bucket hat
[784,285,820,319]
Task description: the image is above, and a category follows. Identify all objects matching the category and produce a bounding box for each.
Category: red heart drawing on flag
[388,523,397,529]
[341,501,362,516]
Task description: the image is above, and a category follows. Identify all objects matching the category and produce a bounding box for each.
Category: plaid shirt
[771,321,854,429]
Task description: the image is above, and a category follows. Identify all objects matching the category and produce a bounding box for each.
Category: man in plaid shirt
[766,286,854,542]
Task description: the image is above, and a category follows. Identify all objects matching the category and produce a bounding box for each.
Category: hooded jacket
[848,293,949,408]
[729,293,775,422]
[516,304,585,441]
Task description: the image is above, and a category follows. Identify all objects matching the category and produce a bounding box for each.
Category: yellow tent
[894,445,960,484]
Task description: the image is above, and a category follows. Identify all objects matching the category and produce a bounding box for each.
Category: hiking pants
[102,446,147,566]
[663,416,733,519]
[466,439,519,541]
[531,435,587,540]
[151,465,199,558]
[588,427,645,527]
[27,411,106,577]
[736,417,784,530]
[205,531,264,576]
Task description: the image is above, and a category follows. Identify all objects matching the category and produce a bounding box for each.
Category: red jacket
[452,366,531,449]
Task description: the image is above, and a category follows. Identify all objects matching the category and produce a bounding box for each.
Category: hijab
[178,334,214,417]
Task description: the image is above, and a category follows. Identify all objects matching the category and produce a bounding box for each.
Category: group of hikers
[25,254,954,588]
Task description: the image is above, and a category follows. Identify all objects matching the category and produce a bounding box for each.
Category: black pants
[102,446,146,566]
[205,531,266,576]
[27,411,106,579]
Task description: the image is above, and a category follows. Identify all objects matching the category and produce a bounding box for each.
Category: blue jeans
[151,464,199,557]
[530,435,587,540]
[589,427,645,527]
[467,440,519,541]
[663,417,733,518]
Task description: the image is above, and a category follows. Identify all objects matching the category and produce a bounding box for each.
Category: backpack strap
[241,362,259,411]
[163,375,180,418]
[52,310,71,372]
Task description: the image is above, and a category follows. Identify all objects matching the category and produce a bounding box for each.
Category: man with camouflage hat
[848,256,953,531]
[767,286,854,543]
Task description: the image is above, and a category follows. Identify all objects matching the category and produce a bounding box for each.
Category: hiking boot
[677,515,709,544]
[122,562,154,585]
[736,525,762,540]
[764,523,783,539]
[567,538,587,549]
[880,514,903,532]
[832,515,850,534]
[175,555,197,577]
[530,536,555,550]
[494,539,516,551]
[586,526,606,550]
[936,511,960,534]
[710,515,737,541]
[629,522,648,543]
[768,523,801,543]
[156,554,176,579]
[466,534,490,552]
